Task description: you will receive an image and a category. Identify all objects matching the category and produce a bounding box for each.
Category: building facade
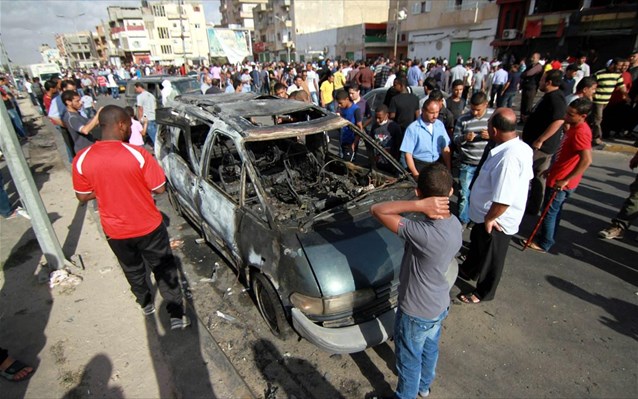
[55,31,99,68]
[253,0,390,62]
[402,0,499,62]
[492,0,638,69]
[219,0,268,30]
[107,6,152,65]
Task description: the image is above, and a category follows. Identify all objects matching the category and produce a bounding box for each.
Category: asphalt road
[94,94,637,398]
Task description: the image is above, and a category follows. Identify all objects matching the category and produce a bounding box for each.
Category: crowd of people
[1,48,637,395]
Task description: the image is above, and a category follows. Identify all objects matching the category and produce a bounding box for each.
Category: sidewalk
[0,99,253,398]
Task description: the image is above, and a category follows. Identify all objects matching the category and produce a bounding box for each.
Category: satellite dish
[397,8,408,20]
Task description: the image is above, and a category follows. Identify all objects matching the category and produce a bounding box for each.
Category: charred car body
[155,93,456,353]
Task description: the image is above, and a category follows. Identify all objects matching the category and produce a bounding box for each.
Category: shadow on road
[62,202,87,258]
[252,338,343,399]
[545,276,638,342]
[62,354,125,399]
[351,350,394,398]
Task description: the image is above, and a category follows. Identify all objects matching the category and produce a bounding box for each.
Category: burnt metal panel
[243,114,348,141]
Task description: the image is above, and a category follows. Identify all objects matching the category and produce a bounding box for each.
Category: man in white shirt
[450,61,467,83]
[458,108,533,304]
[490,64,509,107]
[135,82,157,144]
[287,75,305,95]
[305,63,320,105]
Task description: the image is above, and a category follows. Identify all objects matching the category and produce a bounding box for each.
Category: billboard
[207,28,250,64]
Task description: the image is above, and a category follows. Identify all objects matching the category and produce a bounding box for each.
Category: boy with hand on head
[336,89,363,161]
[371,163,462,399]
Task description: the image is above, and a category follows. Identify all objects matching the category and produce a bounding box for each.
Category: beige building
[219,0,268,30]
[143,0,209,65]
[55,31,99,68]
[401,0,499,61]
[107,6,152,65]
[253,0,391,62]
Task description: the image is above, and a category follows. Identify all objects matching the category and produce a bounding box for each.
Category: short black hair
[61,89,79,105]
[423,77,438,91]
[99,105,129,128]
[451,79,464,88]
[134,82,144,88]
[44,80,56,91]
[348,82,360,91]
[417,163,453,198]
[376,104,389,114]
[422,98,439,110]
[61,79,76,90]
[394,77,407,88]
[569,98,593,115]
[566,64,579,72]
[576,76,597,92]
[335,89,350,101]
[428,89,444,101]
[273,82,286,92]
[470,91,488,106]
[124,106,135,118]
[491,111,517,132]
[545,69,563,87]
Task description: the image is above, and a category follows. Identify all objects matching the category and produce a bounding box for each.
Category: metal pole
[0,33,17,87]
[393,0,399,59]
[179,0,186,65]
[0,102,72,270]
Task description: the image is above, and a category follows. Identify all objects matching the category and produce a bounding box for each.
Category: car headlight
[290,289,376,316]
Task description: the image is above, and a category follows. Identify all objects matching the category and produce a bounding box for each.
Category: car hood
[297,212,405,297]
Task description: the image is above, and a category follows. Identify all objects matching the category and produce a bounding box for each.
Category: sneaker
[170,315,191,330]
[6,206,30,220]
[598,224,625,240]
[142,303,156,316]
[419,388,431,398]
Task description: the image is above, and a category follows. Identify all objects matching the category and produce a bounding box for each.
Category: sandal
[459,293,481,304]
[0,359,34,382]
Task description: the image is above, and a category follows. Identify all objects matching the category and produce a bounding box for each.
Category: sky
[0,0,222,65]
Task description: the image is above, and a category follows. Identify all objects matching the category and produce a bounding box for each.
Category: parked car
[155,93,457,353]
[363,86,426,114]
[125,75,200,108]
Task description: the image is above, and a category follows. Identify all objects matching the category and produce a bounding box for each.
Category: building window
[194,23,201,29]
[161,45,172,54]
[533,0,581,13]
[158,27,169,39]
[152,5,166,17]
[193,6,200,12]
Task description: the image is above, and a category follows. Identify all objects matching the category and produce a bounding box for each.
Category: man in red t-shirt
[72,105,190,330]
[526,98,593,253]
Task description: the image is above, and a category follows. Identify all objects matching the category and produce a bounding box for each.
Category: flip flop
[459,293,481,304]
[524,240,547,253]
[0,360,34,382]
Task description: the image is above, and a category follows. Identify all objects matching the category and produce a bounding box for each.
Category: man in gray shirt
[61,90,101,153]
[453,92,493,227]
[371,163,462,399]
[135,82,157,144]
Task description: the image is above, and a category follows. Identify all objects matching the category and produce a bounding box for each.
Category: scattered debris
[99,266,114,274]
[170,239,184,249]
[49,269,83,289]
[216,310,236,322]
[264,382,278,399]
[69,254,85,270]
[195,238,206,245]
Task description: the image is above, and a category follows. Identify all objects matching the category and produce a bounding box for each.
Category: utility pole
[179,0,186,65]
[0,33,18,86]
[0,102,72,270]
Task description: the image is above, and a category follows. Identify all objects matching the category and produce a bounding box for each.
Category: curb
[599,142,637,155]
[35,99,256,399]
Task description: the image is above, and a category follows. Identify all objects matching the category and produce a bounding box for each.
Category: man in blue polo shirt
[401,99,452,177]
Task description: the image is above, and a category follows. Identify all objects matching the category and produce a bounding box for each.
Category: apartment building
[253,0,390,62]
[107,6,152,65]
[143,0,209,65]
[401,0,499,62]
[55,31,99,68]
[219,0,268,30]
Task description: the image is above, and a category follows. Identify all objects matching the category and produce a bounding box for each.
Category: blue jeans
[394,308,448,399]
[146,120,157,144]
[458,163,477,224]
[7,108,26,138]
[310,91,319,105]
[537,188,572,251]
[0,173,13,217]
[499,91,516,108]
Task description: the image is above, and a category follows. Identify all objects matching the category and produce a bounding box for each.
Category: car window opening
[207,134,241,203]
[245,131,405,225]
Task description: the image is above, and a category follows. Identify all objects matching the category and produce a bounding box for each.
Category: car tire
[252,272,293,340]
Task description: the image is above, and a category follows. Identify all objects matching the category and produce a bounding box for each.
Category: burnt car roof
[167,94,349,141]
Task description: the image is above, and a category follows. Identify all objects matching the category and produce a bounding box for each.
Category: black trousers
[520,87,537,120]
[527,150,553,215]
[107,223,183,318]
[0,347,7,364]
[460,223,511,301]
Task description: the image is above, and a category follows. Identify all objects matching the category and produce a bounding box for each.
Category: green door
[449,41,472,63]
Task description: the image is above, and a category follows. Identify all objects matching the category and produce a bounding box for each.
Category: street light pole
[393,1,399,59]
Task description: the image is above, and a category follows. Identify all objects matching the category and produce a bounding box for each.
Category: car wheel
[252,272,293,340]
[167,184,182,216]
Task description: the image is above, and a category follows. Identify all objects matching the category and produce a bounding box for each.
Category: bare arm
[532,119,565,150]
[79,108,102,135]
[405,152,419,177]
[76,192,96,202]
[441,147,451,170]
[554,149,592,190]
[371,198,451,233]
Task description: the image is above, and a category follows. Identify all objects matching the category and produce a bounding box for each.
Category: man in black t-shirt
[522,69,567,215]
[388,77,420,133]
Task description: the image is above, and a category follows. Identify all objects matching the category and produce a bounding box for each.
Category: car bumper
[291,306,397,354]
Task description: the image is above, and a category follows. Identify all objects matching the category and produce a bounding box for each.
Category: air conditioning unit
[502,29,517,40]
